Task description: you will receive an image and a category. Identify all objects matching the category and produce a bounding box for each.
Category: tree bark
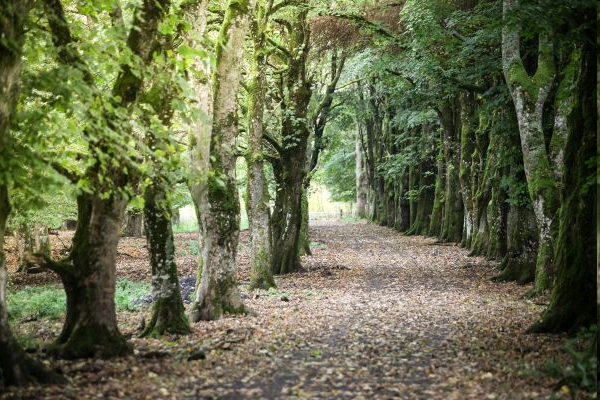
[141,186,189,336]
[502,0,558,292]
[246,0,275,290]
[528,28,596,333]
[139,38,189,337]
[43,0,171,358]
[190,0,249,321]
[355,126,368,218]
[121,210,143,238]
[269,4,312,275]
[439,98,464,243]
[16,223,50,272]
[0,0,64,385]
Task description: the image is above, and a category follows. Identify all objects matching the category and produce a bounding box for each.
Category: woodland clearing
[1,220,592,400]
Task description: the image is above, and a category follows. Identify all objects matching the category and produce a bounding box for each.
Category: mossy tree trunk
[428,136,445,237]
[408,126,435,236]
[459,91,478,248]
[190,0,249,321]
[493,110,538,283]
[528,28,596,333]
[185,0,212,299]
[438,98,464,243]
[139,40,189,337]
[0,1,65,385]
[246,0,275,290]
[142,186,189,336]
[54,194,132,358]
[42,0,171,358]
[396,167,410,232]
[502,0,558,292]
[269,4,312,275]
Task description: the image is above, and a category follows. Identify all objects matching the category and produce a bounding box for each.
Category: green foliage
[313,119,356,203]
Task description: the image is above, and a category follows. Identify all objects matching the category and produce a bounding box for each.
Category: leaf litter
[2,220,593,399]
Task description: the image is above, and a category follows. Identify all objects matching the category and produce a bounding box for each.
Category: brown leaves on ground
[2,221,593,399]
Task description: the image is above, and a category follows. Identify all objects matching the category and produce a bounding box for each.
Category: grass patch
[309,241,328,251]
[7,284,65,322]
[115,279,152,311]
[7,279,151,322]
[173,220,199,233]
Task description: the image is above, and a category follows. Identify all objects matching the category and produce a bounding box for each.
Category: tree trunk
[16,223,50,272]
[0,1,64,384]
[121,210,143,237]
[459,91,478,248]
[141,186,189,336]
[246,0,275,290]
[42,0,171,358]
[185,0,212,304]
[494,203,538,284]
[502,0,558,292]
[271,160,305,274]
[439,98,463,243]
[52,195,132,359]
[1,187,64,386]
[396,167,410,232]
[190,0,249,321]
[355,127,368,218]
[139,39,190,336]
[269,5,312,275]
[528,30,596,333]
[428,131,445,237]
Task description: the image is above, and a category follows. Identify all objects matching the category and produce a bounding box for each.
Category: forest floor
[2,220,595,399]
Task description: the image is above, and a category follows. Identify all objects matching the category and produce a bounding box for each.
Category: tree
[0,0,65,386]
[528,6,596,333]
[139,34,190,337]
[38,0,172,358]
[501,0,559,292]
[189,0,249,321]
[267,2,313,275]
[245,0,276,290]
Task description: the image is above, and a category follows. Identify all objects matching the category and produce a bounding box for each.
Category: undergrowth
[542,325,597,394]
[7,279,151,322]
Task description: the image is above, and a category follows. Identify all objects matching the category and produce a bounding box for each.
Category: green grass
[309,241,329,251]
[173,216,248,233]
[7,279,151,322]
[6,284,66,322]
[173,220,199,233]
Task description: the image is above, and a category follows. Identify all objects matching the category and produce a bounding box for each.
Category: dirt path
[3,221,570,399]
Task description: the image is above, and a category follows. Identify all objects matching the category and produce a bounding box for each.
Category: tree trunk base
[139,296,190,338]
[50,325,132,359]
[0,339,66,387]
[492,255,535,284]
